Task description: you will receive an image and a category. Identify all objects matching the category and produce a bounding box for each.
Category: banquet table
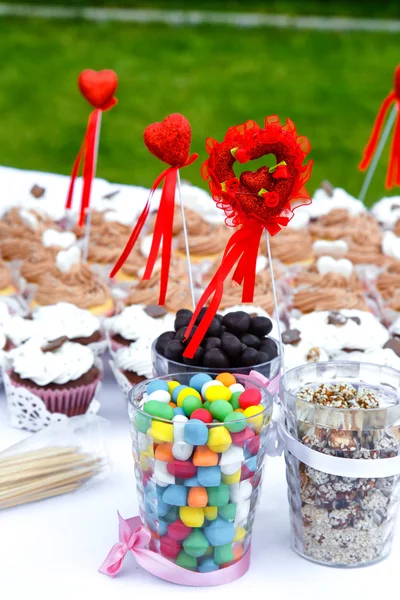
[0,360,397,599]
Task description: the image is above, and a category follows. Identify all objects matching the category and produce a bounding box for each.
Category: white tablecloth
[0,361,397,599]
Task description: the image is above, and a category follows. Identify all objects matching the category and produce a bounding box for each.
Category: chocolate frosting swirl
[0,260,12,290]
[266,228,314,264]
[20,245,58,283]
[177,223,230,256]
[125,269,192,312]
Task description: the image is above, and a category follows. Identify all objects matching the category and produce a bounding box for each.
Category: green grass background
[0,15,398,204]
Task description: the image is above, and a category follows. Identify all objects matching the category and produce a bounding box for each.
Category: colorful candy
[133,372,267,573]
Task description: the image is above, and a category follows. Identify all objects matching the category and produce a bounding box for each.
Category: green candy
[182,395,203,417]
[164,506,179,523]
[218,503,236,522]
[176,551,197,570]
[224,412,246,433]
[207,484,229,507]
[143,400,174,421]
[183,530,209,558]
[214,543,234,565]
[210,400,233,422]
[202,400,211,411]
[229,392,242,410]
[136,412,151,434]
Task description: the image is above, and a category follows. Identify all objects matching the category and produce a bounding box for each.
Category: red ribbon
[66,98,117,227]
[183,222,263,359]
[110,153,198,305]
[359,90,400,189]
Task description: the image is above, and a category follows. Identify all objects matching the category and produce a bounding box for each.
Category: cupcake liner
[109,359,133,398]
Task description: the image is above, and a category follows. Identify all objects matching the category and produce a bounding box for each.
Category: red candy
[160,536,181,559]
[240,464,253,481]
[230,427,255,448]
[239,389,262,410]
[190,408,213,424]
[144,113,192,167]
[167,460,197,479]
[245,434,261,456]
[167,520,192,541]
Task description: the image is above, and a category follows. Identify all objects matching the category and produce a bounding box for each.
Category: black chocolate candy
[183,346,204,366]
[155,331,175,354]
[249,316,273,337]
[257,351,271,364]
[259,338,278,359]
[240,347,260,366]
[222,311,251,335]
[175,325,197,342]
[202,337,221,351]
[204,318,221,338]
[202,348,230,369]
[164,340,185,361]
[221,333,243,358]
[240,333,261,349]
[327,311,347,326]
[195,307,208,325]
[174,309,193,331]
[384,338,400,357]
[144,305,168,319]
[281,329,301,345]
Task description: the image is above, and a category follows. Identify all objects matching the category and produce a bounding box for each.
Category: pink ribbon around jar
[99,513,251,586]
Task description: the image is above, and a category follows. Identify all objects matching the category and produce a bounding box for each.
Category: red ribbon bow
[66,69,118,227]
[359,65,400,189]
[110,113,198,305]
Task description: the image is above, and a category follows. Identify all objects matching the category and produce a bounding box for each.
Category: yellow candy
[244,406,264,433]
[149,421,174,443]
[208,426,232,453]
[177,387,201,408]
[142,444,154,458]
[205,385,232,403]
[222,469,241,485]
[168,380,180,393]
[139,451,151,470]
[204,506,218,521]
[180,506,204,528]
[234,526,246,542]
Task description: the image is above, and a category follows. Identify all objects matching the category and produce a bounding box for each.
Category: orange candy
[188,486,208,508]
[233,545,244,561]
[154,442,174,462]
[169,402,177,408]
[234,408,244,413]
[216,372,236,387]
[193,445,219,467]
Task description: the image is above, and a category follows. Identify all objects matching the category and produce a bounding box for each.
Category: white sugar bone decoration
[313,239,349,258]
[317,255,353,279]
[42,229,77,249]
[382,231,400,260]
[56,246,81,273]
[19,209,38,231]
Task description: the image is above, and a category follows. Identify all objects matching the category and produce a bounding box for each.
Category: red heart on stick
[394,65,400,100]
[144,113,192,167]
[78,69,118,109]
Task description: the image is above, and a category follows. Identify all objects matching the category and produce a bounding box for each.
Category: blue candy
[244,447,253,460]
[158,519,168,536]
[184,419,208,445]
[172,385,187,403]
[144,495,157,516]
[184,475,200,487]
[198,558,219,573]
[164,506,179,523]
[245,456,257,472]
[189,373,212,394]
[156,497,170,518]
[162,485,188,506]
[173,407,185,416]
[146,380,169,395]
[204,518,235,547]
[197,466,221,487]
[156,485,165,501]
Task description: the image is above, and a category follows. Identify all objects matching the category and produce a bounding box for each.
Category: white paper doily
[3,370,101,432]
[109,359,132,398]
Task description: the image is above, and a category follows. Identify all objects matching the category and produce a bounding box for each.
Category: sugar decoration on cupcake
[65,69,118,227]
[110,113,198,304]
[359,64,400,200]
[183,116,313,358]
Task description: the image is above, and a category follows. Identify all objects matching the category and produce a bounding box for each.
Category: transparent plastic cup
[128,373,273,577]
[280,361,400,567]
[152,338,281,380]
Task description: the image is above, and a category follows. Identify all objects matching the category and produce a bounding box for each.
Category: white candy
[172,414,188,443]
[235,499,251,525]
[382,231,400,260]
[221,462,242,476]
[313,239,348,258]
[229,383,245,394]
[229,483,240,503]
[172,442,193,461]
[154,460,175,485]
[201,379,223,397]
[219,445,244,466]
[239,480,253,501]
[137,432,151,451]
[317,256,353,279]
[56,246,81,273]
[42,228,76,249]
[146,390,171,404]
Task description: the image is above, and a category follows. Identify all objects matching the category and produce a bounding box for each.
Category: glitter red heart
[78,69,118,109]
[144,113,192,167]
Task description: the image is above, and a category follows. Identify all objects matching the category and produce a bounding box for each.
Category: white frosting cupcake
[389,317,400,337]
[8,337,95,386]
[371,196,400,229]
[284,339,329,370]
[289,310,389,357]
[107,304,175,344]
[335,348,400,371]
[307,187,365,219]
[115,339,154,379]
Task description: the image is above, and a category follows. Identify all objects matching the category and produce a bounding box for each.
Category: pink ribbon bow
[99,513,251,586]
[249,370,280,395]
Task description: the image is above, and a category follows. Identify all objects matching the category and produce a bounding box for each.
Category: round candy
[168,380,181,393]
[182,395,203,417]
[205,385,232,403]
[229,383,245,394]
[173,407,185,416]
[202,400,211,412]
[210,400,233,421]
[214,544,234,565]
[168,519,191,541]
[172,442,193,461]
[207,484,229,507]
[172,385,187,403]
[204,506,218,521]
[143,400,174,421]
[164,340,185,361]
[243,405,264,431]
[176,551,197,570]
[240,347,260,367]
[150,421,174,443]
[229,392,242,410]
[146,380,169,395]
[221,333,242,358]
[182,530,209,558]
[174,309,192,331]
[222,311,251,335]
[155,331,175,354]
[146,390,171,404]
[188,486,208,508]
[202,337,221,352]
[259,337,278,359]
[201,379,223,397]
[189,373,212,393]
[160,536,181,559]
[179,506,205,528]
[193,446,218,467]
[224,412,246,433]
[240,333,260,349]
[202,349,230,369]
[198,558,218,572]
[249,316,273,337]
[190,408,213,424]
[207,426,231,453]
[219,503,237,522]
[184,419,209,446]
[216,372,236,387]
[239,389,262,410]
[177,387,201,408]
[167,460,197,479]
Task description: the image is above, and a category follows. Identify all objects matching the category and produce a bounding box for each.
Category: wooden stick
[0,446,79,468]
[0,482,81,510]
[0,457,100,487]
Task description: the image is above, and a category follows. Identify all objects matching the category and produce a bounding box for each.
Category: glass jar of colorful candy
[128,371,273,574]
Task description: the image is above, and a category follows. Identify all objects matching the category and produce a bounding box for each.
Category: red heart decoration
[240,166,272,194]
[144,113,192,167]
[78,69,118,109]
[394,65,400,100]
